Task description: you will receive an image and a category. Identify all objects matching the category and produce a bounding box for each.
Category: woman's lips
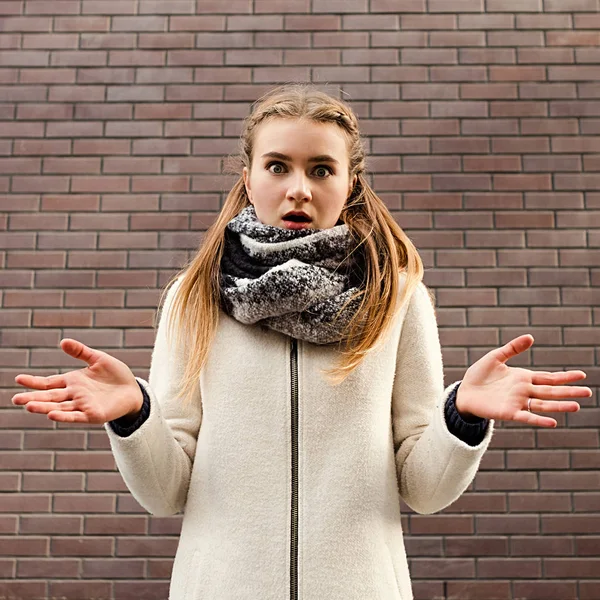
[283,219,312,230]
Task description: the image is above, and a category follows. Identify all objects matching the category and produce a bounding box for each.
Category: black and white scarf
[220,206,365,344]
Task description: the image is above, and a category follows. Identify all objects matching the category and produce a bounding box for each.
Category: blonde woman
[13,84,591,600]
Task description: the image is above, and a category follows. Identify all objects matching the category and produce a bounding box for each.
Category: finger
[12,387,70,406]
[515,410,558,428]
[531,370,589,385]
[47,410,91,424]
[25,400,77,415]
[60,338,103,367]
[14,373,67,391]
[491,334,534,364]
[528,398,580,413]
[531,384,592,401]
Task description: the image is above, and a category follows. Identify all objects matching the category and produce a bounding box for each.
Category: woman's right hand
[11,338,144,425]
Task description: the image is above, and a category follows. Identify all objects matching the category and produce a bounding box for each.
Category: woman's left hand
[455,334,593,428]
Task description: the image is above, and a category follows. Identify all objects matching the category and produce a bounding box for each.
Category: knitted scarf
[220,206,365,344]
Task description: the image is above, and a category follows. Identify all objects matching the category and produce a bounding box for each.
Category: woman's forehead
[252,117,350,161]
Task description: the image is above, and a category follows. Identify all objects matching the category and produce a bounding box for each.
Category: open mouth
[282,212,313,229]
[284,214,312,223]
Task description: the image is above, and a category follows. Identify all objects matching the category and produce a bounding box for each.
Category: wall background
[1,0,599,599]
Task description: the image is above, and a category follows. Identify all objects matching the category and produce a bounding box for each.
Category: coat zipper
[290,337,299,600]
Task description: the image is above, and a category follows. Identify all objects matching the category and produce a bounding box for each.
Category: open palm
[456,334,593,428]
[11,338,143,424]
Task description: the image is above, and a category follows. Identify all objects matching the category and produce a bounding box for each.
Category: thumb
[492,334,534,365]
[60,338,103,367]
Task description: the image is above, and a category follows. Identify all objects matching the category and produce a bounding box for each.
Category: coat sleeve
[391,281,493,515]
[104,276,202,516]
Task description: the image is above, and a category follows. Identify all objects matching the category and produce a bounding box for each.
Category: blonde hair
[162,83,423,404]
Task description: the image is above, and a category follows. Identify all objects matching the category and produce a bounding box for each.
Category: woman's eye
[267,162,285,174]
[314,166,332,178]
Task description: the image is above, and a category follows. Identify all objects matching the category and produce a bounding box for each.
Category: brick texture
[1,1,599,599]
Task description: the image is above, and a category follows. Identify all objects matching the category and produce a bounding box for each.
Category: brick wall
[1,1,599,599]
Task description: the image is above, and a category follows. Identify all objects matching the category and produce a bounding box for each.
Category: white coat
[105,276,493,600]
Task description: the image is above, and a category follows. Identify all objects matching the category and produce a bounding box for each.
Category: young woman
[12,84,591,600]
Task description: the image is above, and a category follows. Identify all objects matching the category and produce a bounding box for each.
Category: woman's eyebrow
[261,151,339,165]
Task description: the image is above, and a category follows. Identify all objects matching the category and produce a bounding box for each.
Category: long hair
[161,83,424,405]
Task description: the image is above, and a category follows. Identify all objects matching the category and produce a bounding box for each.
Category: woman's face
[242,117,356,230]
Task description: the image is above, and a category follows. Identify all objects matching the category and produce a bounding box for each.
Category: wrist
[455,385,478,421]
[121,383,144,421]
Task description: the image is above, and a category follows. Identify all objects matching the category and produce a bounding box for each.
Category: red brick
[0,582,46,599]
[54,16,109,32]
[511,535,574,556]
[109,50,166,67]
[430,31,485,46]
[447,581,511,600]
[411,558,475,579]
[112,16,167,31]
[513,582,577,600]
[403,48,457,65]
[84,516,147,536]
[105,121,162,137]
[466,269,526,287]
[433,137,490,154]
[168,83,223,101]
[46,121,103,137]
[489,31,544,47]
[490,66,548,82]
[71,176,129,193]
[464,155,520,172]
[550,65,600,81]
[458,13,514,29]
[0,17,52,32]
[133,138,189,155]
[460,48,515,64]
[17,558,79,578]
[113,581,171,599]
[468,307,529,326]
[445,536,508,557]
[73,139,130,155]
[43,157,101,175]
[106,85,164,102]
[477,515,539,534]
[16,103,73,120]
[168,49,223,66]
[20,515,81,535]
[313,32,367,47]
[169,15,226,31]
[54,494,115,513]
[546,0,598,10]
[103,157,161,174]
[402,14,455,29]
[77,68,134,84]
[433,174,490,190]
[0,2,22,15]
[428,0,483,10]
[478,558,541,579]
[49,581,113,600]
[493,137,550,153]
[51,50,108,67]
[41,195,99,211]
[411,515,474,535]
[530,269,588,286]
[546,558,600,578]
[80,33,136,49]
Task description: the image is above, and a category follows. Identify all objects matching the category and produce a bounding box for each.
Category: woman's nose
[286,173,312,202]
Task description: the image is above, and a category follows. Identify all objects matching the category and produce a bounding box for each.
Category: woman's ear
[242,166,253,204]
[348,174,358,198]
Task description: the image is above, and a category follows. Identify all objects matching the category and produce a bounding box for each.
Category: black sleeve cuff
[444,383,489,447]
[108,380,151,438]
